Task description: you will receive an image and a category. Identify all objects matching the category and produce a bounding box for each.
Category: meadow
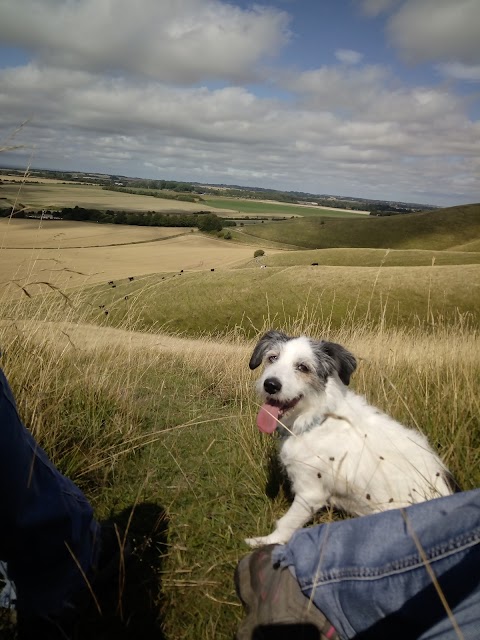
[0,201,479,638]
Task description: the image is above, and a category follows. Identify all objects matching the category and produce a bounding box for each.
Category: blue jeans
[0,367,100,615]
[273,489,480,639]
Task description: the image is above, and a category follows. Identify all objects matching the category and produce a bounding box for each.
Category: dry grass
[0,285,479,638]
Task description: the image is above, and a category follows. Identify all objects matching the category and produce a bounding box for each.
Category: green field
[231,203,480,250]
[201,197,364,218]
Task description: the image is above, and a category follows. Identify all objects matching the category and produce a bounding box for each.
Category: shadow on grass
[81,501,168,639]
[1,501,168,640]
[265,448,293,502]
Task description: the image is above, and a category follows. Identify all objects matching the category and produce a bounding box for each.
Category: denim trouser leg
[273,489,480,640]
[0,367,100,615]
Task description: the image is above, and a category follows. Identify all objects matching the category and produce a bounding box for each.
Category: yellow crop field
[0,219,267,294]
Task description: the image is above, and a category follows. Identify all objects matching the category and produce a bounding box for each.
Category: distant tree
[254,249,265,258]
[197,213,223,232]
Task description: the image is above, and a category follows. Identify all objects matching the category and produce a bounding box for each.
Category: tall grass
[0,280,479,637]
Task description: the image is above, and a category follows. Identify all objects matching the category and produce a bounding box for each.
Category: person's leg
[0,366,101,617]
[271,489,480,640]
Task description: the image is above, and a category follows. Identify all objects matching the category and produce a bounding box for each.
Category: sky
[0,0,479,206]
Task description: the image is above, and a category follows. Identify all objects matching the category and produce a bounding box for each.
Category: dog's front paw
[245,531,291,547]
[245,536,271,548]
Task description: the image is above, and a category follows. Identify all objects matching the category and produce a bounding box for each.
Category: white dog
[246,330,455,547]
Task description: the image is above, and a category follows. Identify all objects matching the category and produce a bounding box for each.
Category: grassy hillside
[0,317,478,638]
[231,203,480,250]
[253,247,480,268]
[11,263,480,338]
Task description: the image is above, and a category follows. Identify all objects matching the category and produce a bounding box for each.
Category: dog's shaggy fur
[246,330,454,547]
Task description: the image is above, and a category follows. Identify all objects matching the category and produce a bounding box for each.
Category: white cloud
[437,62,480,82]
[334,49,364,65]
[387,0,480,65]
[0,0,290,83]
[1,61,479,206]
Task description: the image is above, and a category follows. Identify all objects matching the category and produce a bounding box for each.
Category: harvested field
[0,220,269,294]
[0,218,190,248]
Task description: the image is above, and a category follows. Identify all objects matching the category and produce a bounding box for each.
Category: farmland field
[0,181,233,214]
[0,218,189,248]
[0,218,268,293]
[201,196,364,218]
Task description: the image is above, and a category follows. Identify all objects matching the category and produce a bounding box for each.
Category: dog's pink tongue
[257,403,280,434]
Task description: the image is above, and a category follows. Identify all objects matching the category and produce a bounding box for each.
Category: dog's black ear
[321,341,357,385]
[249,330,290,370]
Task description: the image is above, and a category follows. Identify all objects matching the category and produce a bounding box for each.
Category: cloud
[0,0,290,83]
[358,0,400,16]
[387,0,480,65]
[437,62,480,82]
[282,64,389,111]
[1,61,479,206]
[334,49,364,65]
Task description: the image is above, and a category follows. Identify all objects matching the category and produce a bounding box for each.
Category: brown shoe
[235,545,339,640]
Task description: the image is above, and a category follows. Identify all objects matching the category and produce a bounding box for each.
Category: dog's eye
[297,363,310,373]
[268,354,278,363]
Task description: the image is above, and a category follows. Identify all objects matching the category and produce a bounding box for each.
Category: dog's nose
[264,377,282,394]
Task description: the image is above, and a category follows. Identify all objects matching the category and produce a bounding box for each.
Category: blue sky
[0,0,479,205]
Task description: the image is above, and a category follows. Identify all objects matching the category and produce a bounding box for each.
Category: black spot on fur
[436,472,440,477]
[317,472,322,478]
[389,498,394,503]
[329,457,335,461]
[366,494,371,500]
[379,456,384,460]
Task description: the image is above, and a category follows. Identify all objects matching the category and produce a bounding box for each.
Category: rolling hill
[232,203,480,250]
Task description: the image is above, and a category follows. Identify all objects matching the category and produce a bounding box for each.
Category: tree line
[0,206,234,232]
